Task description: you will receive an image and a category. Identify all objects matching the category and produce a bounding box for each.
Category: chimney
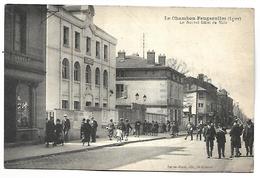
[147,50,155,64]
[118,50,126,60]
[158,54,166,66]
[197,74,204,81]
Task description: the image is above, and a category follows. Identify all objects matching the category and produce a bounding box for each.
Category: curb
[4,136,167,164]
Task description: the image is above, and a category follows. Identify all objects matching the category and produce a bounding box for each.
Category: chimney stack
[158,54,166,66]
[197,74,204,81]
[118,50,126,60]
[147,50,155,64]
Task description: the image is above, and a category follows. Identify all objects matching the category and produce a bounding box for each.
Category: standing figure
[135,120,141,137]
[143,120,148,135]
[54,119,64,146]
[185,121,194,140]
[166,120,171,133]
[45,117,55,147]
[125,119,132,141]
[162,122,167,133]
[216,124,226,159]
[107,119,115,140]
[196,120,203,141]
[154,121,159,136]
[90,116,98,142]
[116,118,125,142]
[62,114,71,142]
[229,119,243,158]
[204,122,216,158]
[243,119,254,156]
[81,118,92,146]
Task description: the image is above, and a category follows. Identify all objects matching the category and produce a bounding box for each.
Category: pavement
[4,132,184,163]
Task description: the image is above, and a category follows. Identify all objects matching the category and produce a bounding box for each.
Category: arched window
[95,68,100,85]
[85,65,91,84]
[62,58,69,79]
[74,62,80,81]
[103,70,108,88]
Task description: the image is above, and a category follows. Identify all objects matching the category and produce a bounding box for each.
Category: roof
[184,76,218,90]
[116,55,185,77]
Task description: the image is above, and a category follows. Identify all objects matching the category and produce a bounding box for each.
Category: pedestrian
[229,119,243,158]
[107,119,115,140]
[167,120,171,133]
[154,121,159,136]
[243,119,254,156]
[185,121,194,140]
[162,122,167,133]
[151,121,155,136]
[216,123,226,159]
[54,119,64,146]
[143,120,148,135]
[116,118,125,142]
[81,118,92,146]
[90,116,98,142]
[196,120,203,141]
[171,121,178,137]
[135,120,141,137]
[204,122,216,158]
[45,117,55,147]
[125,119,132,141]
[62,114,71,142]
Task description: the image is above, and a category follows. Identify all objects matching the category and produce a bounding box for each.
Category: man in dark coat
[135,120,141,137]
[90,116,98,142]
[154,121,159,136]
[143,120,148,135]
[45,117,55,147]
[54,119,64,146]
[81,118,92,146]
[62,114,71,142]
[125,119,132,141]
[196,120,204,141]
[107,119,115,140]
[216,123,226,159]
[243,119,254,156]
[117,118,126,140]
[204,122,216,158]
[229,119,243,158]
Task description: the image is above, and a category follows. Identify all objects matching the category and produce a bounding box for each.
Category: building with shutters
[116,51,185,129]
[46,5,117,139]
[4,4,47,143]
[183,74,218,126]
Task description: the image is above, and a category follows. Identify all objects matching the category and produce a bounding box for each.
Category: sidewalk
[4,133,179,163]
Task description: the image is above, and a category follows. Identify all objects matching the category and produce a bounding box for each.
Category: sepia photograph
[3,3,255,173]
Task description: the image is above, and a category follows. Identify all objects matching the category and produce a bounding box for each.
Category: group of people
[80,117,98,146]
[143,120,160,136]
[184,118,254,159]
[45,114,71,147]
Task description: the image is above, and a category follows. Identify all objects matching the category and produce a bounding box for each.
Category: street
[5,136,253,172]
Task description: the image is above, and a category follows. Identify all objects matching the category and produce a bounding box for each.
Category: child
[116,128,123,142]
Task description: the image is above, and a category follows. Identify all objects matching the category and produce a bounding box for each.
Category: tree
[167,58,190,75]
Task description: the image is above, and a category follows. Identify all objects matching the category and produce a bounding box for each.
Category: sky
[94,6,254,118]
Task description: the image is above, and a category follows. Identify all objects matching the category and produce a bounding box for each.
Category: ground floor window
[16,83,31,128]
[74,101,80,110]
[86,101,92,107]
[62,100,69,109]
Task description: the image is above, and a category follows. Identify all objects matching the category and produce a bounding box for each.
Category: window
[62,100,69,109]
[198,92,205,99]
[95,68,100,85]
[63,26,69,46]
[86,101,91,107]
[103,103,107,108]
[16,83,30,128]
[96,41,100,58]
[75,31,80,50]
[104,45,108,61]
[74,101,80,110]
[14,10,26,53]
[95,103,100,107]
[116,84,124,98]
[62,58,69,79]
[103,70,108,88]
[198,103,204,108]
[85,65,91,83]
[86,37,91,54]
[74,62,80,81]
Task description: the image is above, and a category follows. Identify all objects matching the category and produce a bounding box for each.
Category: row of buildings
[4,4,247,144]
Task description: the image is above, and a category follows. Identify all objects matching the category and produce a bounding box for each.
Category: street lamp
[143,95,147,102]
